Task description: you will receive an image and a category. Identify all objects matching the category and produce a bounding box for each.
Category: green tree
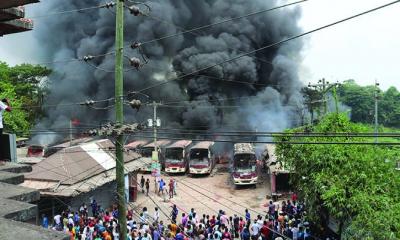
[275,113,400,239]
[337,80,400,128]
[0,62,51,134]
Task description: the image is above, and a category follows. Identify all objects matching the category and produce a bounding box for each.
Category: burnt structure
[0,0,38,36]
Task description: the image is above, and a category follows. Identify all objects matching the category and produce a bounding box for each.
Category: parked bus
[188,141,215,175]
[26,138,92,158]
[232,143,258,186]
[164,140,192,174]
[140,140,172,172]
[125,140,149,152]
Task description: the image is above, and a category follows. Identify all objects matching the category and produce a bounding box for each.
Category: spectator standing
[168,179,174,199]
[145,179,150,196]
[140,176,145,193]
[41,214,49,228]
[0,98,11,135]
[91,199,98,217]
[245,209,251,223]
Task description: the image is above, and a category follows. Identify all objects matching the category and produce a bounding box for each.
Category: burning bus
[140,140,172,172]
[164,140,192,174]
[232,143,258,186]
[188,141,215,175]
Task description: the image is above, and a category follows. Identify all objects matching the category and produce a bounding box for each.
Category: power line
[27,2,116,19]
[136,0,308,46]
[136,0,400,93]
[31,51,115,66]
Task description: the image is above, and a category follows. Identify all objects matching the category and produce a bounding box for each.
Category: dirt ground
[131,164,274,222]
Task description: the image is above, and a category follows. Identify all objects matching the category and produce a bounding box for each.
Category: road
[131,165,272,222]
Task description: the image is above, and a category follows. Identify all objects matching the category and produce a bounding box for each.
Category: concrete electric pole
[307,79,340,119]
[115,0,127,239]
[374,80,380,144]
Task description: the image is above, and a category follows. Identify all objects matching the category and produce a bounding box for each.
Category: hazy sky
[0,0,399,90]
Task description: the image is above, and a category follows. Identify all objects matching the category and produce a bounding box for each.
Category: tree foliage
[337,80,400,127]
[0,62,51,134]
[275,113,400,239]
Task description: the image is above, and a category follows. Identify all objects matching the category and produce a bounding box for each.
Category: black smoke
[31,0,305,143]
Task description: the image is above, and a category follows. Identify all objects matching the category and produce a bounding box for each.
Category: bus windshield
[233,153,256,172]
[190,149,209,164]
[165,148,184,163]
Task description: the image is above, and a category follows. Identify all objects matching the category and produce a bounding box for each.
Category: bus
[164,140,192,174]
[232,143,258,186]
[188,141,215,175]
[125,140,149,152]
[140,140,172,172]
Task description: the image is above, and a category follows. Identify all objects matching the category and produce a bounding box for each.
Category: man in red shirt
[260,220,270,240]
[169,179,174,199]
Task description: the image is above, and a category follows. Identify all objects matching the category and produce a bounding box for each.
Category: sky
[0,0,399,90]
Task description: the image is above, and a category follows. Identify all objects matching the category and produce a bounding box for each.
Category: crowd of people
[140,176,178,201]
[43,188,312,240]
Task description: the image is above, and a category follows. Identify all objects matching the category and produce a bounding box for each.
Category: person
[154,207,160,223]
[175,228,184,240]
[260,221,270,240]
[41,214,49,228]
[140,176,145,193]
[245,209,251,223]
[171,205,178,223]
[173,179,177,196]
[241,227,250,240]
[0,98,11,135]
[267,201,275,219]
[250,219,260,240]
[145,179,150,196]
[153,225,160,240]
[91,199,98,217]
[222,227,231,240]
[233,214,240,238]
[158,179,165,195]
[168,179,174,199]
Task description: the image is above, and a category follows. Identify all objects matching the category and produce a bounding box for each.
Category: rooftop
[21,139,149,197]
[167,140,192,149]
[0,0,39,9]
[0,162,68,240]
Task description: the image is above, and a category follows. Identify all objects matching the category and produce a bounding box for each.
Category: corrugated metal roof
[191,141,214,149]
[21,157,151,197]
[166,140,192,149]
[24,139,140,185]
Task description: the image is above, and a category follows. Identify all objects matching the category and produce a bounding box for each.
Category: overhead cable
[136,0,400,93]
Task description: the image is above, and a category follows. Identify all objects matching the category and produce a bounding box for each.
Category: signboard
[151,150,161,177]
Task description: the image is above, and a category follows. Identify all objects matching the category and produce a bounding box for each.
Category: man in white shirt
[154,207,160,223]
[0,98,11,135]
[251,219,260,240]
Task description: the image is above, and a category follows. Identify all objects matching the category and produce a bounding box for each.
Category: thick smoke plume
[31,0,305,144]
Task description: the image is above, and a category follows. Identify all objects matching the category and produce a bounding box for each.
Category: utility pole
[153,101,158,154]
[69,119,73,147]
[115,0,127,239]
[147,101,161,193]
[153,101,158,194]
[374,80,380,144]
[307,79,340,120]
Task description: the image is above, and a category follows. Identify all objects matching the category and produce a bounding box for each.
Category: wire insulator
[128,5,141,16]
[131,42,141,49]
[129,57,141,70]
[104,2,116,9]
[83,55,94,62]
[129,99,142,111]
